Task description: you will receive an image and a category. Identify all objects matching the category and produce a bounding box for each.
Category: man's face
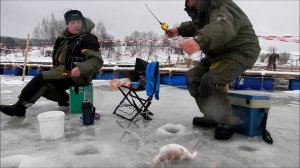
[186,0,199,9]
[67,20,83,35]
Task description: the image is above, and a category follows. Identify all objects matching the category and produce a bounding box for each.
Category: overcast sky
[1,0,299,52]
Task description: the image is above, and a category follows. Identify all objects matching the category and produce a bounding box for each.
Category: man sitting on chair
[0,10,103,117]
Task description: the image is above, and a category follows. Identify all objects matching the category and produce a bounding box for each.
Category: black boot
[0,102,26,117]
[262,129,273,144]
[214,124,234,140]
[193,117,217,127]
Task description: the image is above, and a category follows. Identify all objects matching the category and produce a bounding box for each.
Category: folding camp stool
[113,61,160,121]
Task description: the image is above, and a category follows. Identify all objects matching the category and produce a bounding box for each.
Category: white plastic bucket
[37,111,65,140]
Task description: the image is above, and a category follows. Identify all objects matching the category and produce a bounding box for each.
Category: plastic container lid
[37,111,65,121]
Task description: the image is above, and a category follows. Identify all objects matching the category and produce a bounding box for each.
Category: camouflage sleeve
[76,34,103,76]
[177,21,195,37]
[193,9,240,52]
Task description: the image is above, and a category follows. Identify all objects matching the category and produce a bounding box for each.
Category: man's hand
[71,67,81,77]
[180,39,201,55]
[165,28,179,38]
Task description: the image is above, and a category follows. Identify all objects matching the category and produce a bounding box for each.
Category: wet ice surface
[1,75,299,168]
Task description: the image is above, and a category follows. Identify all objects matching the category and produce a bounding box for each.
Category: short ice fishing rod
[145,4,169,31]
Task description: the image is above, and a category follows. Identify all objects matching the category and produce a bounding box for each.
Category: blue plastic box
[4,67,22,76]
[94,72,113,80]
[289,79,300,90]
[27,68,40,76]
[227,92,271,137]
[162,73,187,86]
[233,77,274,90]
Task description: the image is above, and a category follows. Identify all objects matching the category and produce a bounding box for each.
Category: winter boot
[0,102,27,117]
[214,124,234,140]
[262,129,273,144]
[193,117,217,127]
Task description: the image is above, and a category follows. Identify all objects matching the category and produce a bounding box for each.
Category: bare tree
[120,30,156,60]
[32,13,65,42]
[0,36,17,49]
[268,46,277,54]
[146,31,158,48]
[93,21,110,40]
[93,21,114,51]
[279,52,291,65]
[129,30,140,53]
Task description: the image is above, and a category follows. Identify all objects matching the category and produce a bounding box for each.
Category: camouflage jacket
[44,18,103,85]
[178,0,261,67]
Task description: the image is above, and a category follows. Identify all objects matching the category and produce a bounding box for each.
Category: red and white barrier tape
[99,37,190,44]
[257,36,300,43]
[98,36,300,44]
[1,36,298,52]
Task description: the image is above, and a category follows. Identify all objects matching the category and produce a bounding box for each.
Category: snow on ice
[0,42,299,168]
[0,75,299,167]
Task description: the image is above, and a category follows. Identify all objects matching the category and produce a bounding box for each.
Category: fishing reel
[161,23,169,31]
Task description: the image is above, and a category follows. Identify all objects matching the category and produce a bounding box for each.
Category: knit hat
[64,10,84,24]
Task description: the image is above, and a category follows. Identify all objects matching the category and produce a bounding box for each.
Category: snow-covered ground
[1,47,299,67]
[0,47,198,66]
[0,75,299,168]
[0,49,52,64]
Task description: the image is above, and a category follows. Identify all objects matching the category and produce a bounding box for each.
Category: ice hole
[164,126,180,134]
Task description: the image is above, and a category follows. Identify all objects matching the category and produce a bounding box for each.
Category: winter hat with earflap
[64,10,84,24]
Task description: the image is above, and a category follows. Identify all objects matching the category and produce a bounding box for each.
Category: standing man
[0,10,103,116]
[267,53,279,71]
[166,0,261,140]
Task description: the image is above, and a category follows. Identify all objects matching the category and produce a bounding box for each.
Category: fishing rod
[145,4,169,31]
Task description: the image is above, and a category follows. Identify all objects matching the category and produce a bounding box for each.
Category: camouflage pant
[185,58,248,125]
[18,71,76,106]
